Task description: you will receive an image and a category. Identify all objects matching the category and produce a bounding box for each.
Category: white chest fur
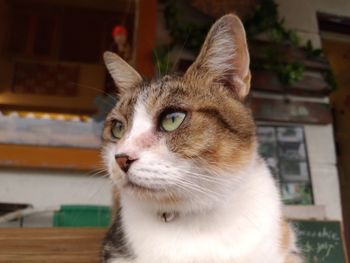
[113,162,285,263]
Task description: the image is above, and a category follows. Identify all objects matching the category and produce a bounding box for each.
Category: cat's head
[102,14,257,212]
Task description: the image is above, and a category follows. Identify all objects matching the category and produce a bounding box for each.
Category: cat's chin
[124,180,163,193]
[121,180,184,204]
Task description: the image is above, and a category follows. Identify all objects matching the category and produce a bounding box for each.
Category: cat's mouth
[122,176,183,203]
[124,179,164,193]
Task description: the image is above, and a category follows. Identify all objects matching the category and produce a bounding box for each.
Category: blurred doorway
[319,12,350,254]
[0,0,136,114]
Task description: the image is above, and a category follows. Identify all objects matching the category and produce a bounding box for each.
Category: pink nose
[115,154,136,173]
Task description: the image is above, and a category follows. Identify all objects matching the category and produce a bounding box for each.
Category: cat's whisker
[166,177,206,194]
[68,81,118,107]
[89,170,109,179]
[83,177,112,203]
[188,155,245,179]
[172,29,191,73]
[70,81,115,98]
[174,182,220,201]
[182,172,230,189]
[87,165,110,179]
[165,50,170,75]
[174,166,231,185]
[170,176,225,201]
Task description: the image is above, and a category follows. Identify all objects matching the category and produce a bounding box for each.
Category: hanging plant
[161,0,211,52]
[156,0,336,90]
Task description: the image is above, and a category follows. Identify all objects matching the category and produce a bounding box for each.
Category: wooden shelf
[0,144,100,171]
[0,227,106,263]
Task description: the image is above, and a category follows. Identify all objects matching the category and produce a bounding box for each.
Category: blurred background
[0,0,349,261]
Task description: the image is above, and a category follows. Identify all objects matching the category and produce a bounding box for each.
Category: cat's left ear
[185,14,251,100]
[103,51,142,95]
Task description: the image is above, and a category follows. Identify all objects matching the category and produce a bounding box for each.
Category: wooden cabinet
[0,0,157,170]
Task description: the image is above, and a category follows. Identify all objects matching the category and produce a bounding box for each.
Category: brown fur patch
[102,90,139,142]
[281,220,291,251]
[280,220,304,263]
[111,185,120,220]
[135,76,257,171]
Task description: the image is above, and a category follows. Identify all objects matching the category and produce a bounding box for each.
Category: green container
[53,205,111,227]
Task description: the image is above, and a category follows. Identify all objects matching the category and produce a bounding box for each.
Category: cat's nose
[115,154,136,173]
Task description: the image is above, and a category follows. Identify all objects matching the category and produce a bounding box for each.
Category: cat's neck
[119,156,284,263]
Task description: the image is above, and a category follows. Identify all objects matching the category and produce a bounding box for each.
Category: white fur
[116,101,153,156]
[202,26,238,76]
[110,160,285,263]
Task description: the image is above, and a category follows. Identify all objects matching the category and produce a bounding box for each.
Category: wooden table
[0,228,106,263]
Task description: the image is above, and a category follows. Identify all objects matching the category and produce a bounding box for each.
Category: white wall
[0,169,111,207]
[0,169,112,226]
[276,0,350,48]
[305,125,342,220]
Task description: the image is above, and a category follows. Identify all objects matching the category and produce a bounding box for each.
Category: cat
[101,14,302,263]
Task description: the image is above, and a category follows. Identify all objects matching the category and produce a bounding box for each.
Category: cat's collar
[158,211,178,223]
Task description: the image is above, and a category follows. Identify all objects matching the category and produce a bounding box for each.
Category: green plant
[153,45,173,76]
[324,68,338,90]
[161,0,211,52]
[277,62,305,86]
[244,0,300,46]
[304,40,323,59]
[155,0,212,75]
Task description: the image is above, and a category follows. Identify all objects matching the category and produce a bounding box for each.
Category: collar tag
[158,211,178,223]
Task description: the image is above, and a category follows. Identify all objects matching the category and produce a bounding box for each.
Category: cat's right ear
[185,14,251,101]
[103,51,142,95]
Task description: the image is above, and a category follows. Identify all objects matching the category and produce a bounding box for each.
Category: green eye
[111,121,125,139]
[160,111,186,132]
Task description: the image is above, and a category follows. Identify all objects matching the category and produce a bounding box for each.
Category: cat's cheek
[110,170,126,187]
[109,160,127,186]
[102,143,123,182]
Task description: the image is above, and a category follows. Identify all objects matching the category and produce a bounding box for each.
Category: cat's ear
[185,14,251,100]
[103,51,142,95]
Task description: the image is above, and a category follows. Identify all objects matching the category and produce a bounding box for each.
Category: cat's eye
[160,111,186,132]
[111,120,125,139]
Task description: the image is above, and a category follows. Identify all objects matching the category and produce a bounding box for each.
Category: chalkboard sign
[293,220,347,263]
